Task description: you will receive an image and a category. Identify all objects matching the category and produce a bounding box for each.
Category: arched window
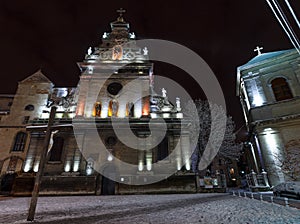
[12,132,27,151]
[93,102,102,117]
[49,137,64,162]
[24,104,34,111]
[108,100,119,117]
[271,78,293,101]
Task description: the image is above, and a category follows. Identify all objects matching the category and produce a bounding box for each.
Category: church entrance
[101,165,116,195]
[101,175,115,195]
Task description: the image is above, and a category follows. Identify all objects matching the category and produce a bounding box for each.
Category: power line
[266,0,300,54]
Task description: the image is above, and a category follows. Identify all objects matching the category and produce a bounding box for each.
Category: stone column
[173,135,182,170]
[256,128,285,186]
[250,169,258,187]
[180,133,191,171]
[137,137,145,171]
[261,169,270,187]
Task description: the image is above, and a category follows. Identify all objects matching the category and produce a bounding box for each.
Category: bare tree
[270,147,300,181]
[184,99,242,172]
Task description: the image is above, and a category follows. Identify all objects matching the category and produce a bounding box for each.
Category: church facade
[237,47,300,186]
[0,12,200,195]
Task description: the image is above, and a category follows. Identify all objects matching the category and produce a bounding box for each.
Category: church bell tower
[76,8,153,119]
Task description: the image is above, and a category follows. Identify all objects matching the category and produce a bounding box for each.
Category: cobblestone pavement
[0,193,299,224]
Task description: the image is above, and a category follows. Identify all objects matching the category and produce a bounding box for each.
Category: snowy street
[0,193,300,224]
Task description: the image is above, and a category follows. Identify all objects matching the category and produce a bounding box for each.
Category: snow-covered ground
[0,193,299,224]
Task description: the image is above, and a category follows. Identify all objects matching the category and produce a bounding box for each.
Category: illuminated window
[93,102,102,117]
[108,100,119,117]
[271,78,293,101]
[49,137,64,162]
[12,132,27,151]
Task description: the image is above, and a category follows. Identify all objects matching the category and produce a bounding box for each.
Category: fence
[231,191,300,209]
[245,169,270,191]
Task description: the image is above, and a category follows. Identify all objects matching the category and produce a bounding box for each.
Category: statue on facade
[176,97,181,109]
[129,32,135,39]
[162,88,167,98]
[112,100,118,116]
[102,32,108,39]
[143,47,148,55]
[95,103,102,117]
[87,47,92,56]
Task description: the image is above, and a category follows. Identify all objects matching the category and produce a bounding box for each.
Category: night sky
[0,0,299,129]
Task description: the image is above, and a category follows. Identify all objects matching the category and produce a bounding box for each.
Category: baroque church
[237,47,300,186]
[0,10,200,195]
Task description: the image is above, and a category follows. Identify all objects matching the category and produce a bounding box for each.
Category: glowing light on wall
[33,161,39,172]
[41,112,50,119]
[73,160,80,172]
[264,128,278,150]
[138,161,143,171]
[23,159,33,172]
[101,103,108,118]
[55,113,63,119]
[68,113,75,119]
[252,93,264,107]
[249,79,266,107]
[64,161,71,172]
[107,154,113,161]
[86,159,94,175]
[134,100,142,118]
[163,113,170,118]
[185,159,191,171]
[176,113,183,118]
[259,128,285,183]
[177,159,182,171]
[150,113,157,118]
[86,167,93,175]
[76,102,84,116]
[146,155,152,171]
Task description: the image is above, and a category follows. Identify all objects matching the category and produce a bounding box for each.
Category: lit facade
[237,48,300,186]
[0,12,195,195]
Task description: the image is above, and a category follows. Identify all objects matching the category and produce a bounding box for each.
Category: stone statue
[143,47,148,55]
[176,97,181,108]
[162,88,167,98]
[102,32,108,38]
[129,32,135,39]
[95,103,101,117]
[87,47,92,55]
[112,100,118,116]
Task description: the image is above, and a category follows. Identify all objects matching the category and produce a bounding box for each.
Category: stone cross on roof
[117,8,126,17]
[254,46,263,55]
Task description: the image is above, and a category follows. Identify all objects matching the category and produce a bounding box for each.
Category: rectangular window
[12,132,27,151]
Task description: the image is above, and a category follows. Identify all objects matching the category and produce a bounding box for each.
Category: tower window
[12,132,27,151]
[108,100,119,117]
[93,102,102,117]
[271,78,293,101]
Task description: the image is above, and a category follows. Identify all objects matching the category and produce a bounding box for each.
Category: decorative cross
[254,46,263,55]
[117,8,126,17]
